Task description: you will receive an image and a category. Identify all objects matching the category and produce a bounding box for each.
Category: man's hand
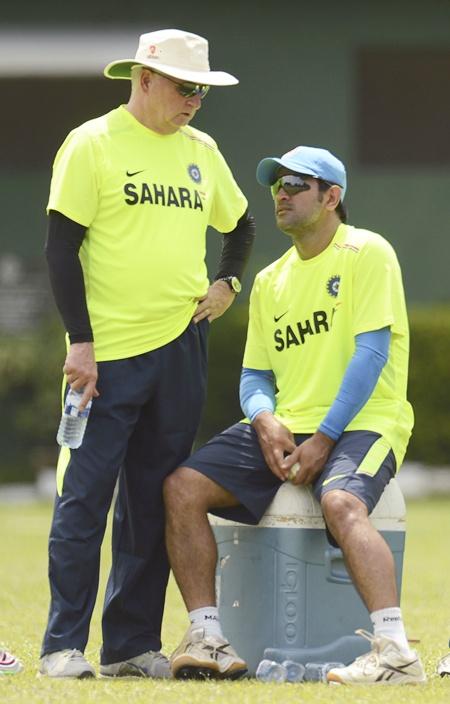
[282,431,336,486]
[252,411,296,481]
[63,342,99,411]
[193,280,236,323]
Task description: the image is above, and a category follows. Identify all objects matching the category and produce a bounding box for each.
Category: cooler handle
[324,547,352,584]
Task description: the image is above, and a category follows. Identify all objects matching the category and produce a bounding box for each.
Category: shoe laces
[351,629,383,670]
[61,649,85,661]
[143,650,169,663]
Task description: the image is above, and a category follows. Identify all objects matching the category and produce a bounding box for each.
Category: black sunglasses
[162,72,210,99]
[271,173,333,197]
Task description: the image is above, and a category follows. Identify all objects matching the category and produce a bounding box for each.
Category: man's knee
[321,489,368,534]
[163,466,211,512]
[164,465,239,516]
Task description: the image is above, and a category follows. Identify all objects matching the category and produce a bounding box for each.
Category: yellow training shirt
[243,224,413,468]
[47,106,247,361]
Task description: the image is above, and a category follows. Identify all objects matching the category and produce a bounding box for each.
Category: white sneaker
[0,650,23,675]
[326,629,426,685]
[39,649,95,679]
[99,650,171,678]
[437,652,450,677]
[170,626,247,680]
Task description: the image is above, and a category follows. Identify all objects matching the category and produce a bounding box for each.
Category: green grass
[0,497,449,703]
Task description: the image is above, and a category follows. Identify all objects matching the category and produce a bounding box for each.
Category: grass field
[0,496,449,703]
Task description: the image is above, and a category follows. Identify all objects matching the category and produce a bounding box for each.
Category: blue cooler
[209,479,405,675]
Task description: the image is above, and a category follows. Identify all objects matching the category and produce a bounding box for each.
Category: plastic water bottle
[255,659,287,682]
[304,661,345,682]
[282,660,306,682]
[56,388,92,449]
[320,662,345,682]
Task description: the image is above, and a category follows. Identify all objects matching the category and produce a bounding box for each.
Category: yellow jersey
[243,224,413,467]
[48,105,247,360]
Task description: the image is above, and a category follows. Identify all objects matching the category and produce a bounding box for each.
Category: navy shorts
[184,423,396,527]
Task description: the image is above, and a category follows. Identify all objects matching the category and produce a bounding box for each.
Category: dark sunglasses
[271,174,333,197]
[163,73,210,99]
[271,174,312,197]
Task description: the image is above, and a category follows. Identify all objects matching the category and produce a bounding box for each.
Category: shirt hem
[91,315,194,362]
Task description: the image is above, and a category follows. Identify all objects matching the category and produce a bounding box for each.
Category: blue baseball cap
[256,145,347,200]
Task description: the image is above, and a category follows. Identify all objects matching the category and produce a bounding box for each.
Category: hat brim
[104,59,238,86]
[256,157,321,186]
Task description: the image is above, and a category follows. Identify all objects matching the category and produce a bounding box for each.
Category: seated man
[164,146,426,685]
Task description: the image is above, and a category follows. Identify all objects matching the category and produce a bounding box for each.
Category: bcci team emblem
[327,275,340,298]
[188,164,202,184]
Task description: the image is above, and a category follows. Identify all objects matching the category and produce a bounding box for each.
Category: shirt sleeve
[45,210,93,343]
[352,236,408,337]
[240,367,276,421]
[208,148,248,233]
[47,128,100,227]
[319,327,391,440]
[242,275,272,370]
[214,209,256,281]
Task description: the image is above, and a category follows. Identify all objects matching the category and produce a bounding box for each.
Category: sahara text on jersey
[274,310,330,351]
[124,182,204,210]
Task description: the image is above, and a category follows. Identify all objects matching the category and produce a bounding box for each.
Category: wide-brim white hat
[104,28,238,86]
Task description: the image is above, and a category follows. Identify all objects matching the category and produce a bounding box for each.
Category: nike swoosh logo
[126,169,145,177]
[274,311,288,323]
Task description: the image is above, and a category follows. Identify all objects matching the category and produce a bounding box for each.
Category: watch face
[231,276,242,293]
[218,276,241,293]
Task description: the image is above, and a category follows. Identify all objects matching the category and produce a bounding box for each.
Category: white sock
[370,607,411,654]
[188,606,224,638]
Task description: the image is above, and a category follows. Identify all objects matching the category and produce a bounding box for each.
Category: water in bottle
[255,659,287,682]
[282,660,306,682]
[304,662,323,682]
[321,662,346,681]
[304,661,345,682]
[56,388,92,449]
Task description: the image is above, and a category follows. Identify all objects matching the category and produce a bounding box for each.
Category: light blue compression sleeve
[319,327,391,441]
[240,367,276,421]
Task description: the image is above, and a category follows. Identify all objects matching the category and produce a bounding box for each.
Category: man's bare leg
[322,489,426,685]
[322,488,413,651]
[164,466,239,609]
[163,466,247,679]
[321,489,397,611]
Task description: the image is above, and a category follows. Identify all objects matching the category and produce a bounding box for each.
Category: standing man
[164,146,426,685]
[40,29,254,679]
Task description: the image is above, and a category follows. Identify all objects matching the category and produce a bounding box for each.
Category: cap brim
[256,156,321,186]
[104,59,238,86]
[256,158,283,185]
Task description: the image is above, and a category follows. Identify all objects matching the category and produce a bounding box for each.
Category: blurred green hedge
[407,307,450,465]
[0,305,449,483]
[0,318,65,483]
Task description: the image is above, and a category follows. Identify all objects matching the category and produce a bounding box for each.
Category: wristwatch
[217,276,242,294]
